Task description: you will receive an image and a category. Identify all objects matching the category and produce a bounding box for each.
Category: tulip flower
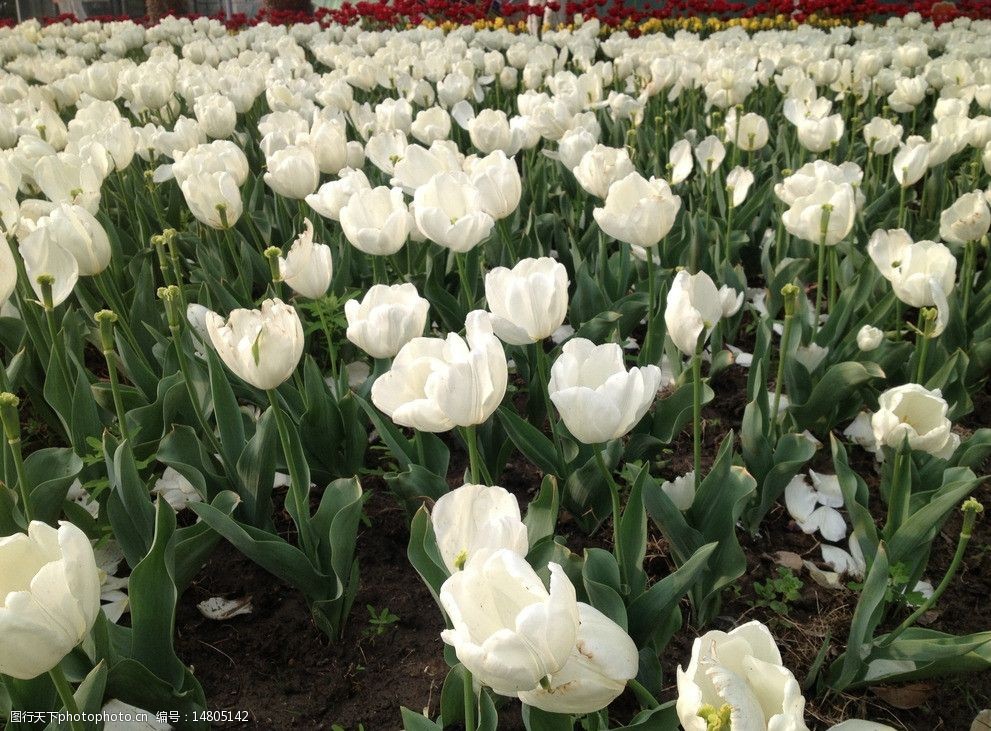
[181,170,243,230]
[857,325,884,351]
[430,483,528,573]
[548,338,662,445]
[279,219,333,300]
[573,145,635,199]
[0,521,101,680]
[677,621,808,731]
[345,283,430,359]
[694,135,726,174]
[668,139,694,184]
[593,172,682,249]
[40,203,111,276]
[893,137,929,189]
[940,191,991,245]
[412,172,494,253]
[205,298,304,391]
[439,549,579,696]
[306,168,370,222]
[263,145,320,200]
[724,109,770,151]
[871,384,959,460]
[371,310,508,434]
[664,270,724,357]
[410,107,452,145]
[517,602,638,714]
[665,269,724,486]
[19,227,80,308]
[339,186,410,259]
[193,92,237,140]
[863,117,903,155]
[484,257,569,346]
[468,151,522,221]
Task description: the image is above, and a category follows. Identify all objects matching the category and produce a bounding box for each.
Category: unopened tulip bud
[0,391,20,443]
[94,309,118,353]
[781,283,799,317]
[264,246,283,284]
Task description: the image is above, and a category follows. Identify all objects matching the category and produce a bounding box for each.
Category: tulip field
[2,5,991,730]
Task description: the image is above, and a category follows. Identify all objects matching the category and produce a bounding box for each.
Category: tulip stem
[463,425,486,485]
[913,310,934,385]
[772,286,798,436]
[594,446,625,585]
[692,340,704,491]
[960,240,976,317]
[48,664,84,731]
[455,253,474,309]
[314,302,338,380]
[463,667,477,731]
[267,389,316,556]
[0,393,31,524]
[897,184,908,229]
[883,445,911,540]
[530,343,564,473]
[373,255,389,286]
[879,498,983,649]
[813,245,827,336]
[643,250,658,362]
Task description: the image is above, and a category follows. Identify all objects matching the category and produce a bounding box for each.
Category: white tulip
[440,549,578,696]
[181,170,243,230]
[263,145,319,200]
[726,166,755,207]
[593,172,682,248]
[193,93,237,140]
[856,325,884,351]
[517,602,638,714]
[412,172,494,253]
[664,270,725,356]
[484,257,569,345]
[0,521,101,680]
[939,190,990,245]
[205,298,304,391]
[279,219,333,300]
[893,137,929,187]
[694,135,726,174]
[867,230,955,310]
[661,471,696,511]
[345,283,430,360]
[781,181,856,246]
[871,384,959,459]
[430,483,528,573]
[548,338,662,444]
[677,620,809,731]
[306,168,370,222]
[668,139,694,185]
[573,145,635,199]
[469,151,522,221]
[371,311,508,432]
[339,186,410,257]
[19,228,79,307]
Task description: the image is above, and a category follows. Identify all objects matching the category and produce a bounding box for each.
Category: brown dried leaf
[917,609,942,626]
[772,550,804,571]
[871,682,936,709]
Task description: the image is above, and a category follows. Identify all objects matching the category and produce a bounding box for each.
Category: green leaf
[188,497,336,603]
[407,507,449,609]
[582,548,627,630]
[829,543,890,691]
[524,475,560,549]
[105,437,155,569]
[497,406,563,477]
[627,542,717,647]
[235,409,277,528]
[652,383,714,444]
[23,447,83,524]
[207,347,245,475]
[400,707,444,731]
[522,705,575,731]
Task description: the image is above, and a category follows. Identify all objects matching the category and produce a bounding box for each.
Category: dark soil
[174,368,991,731]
